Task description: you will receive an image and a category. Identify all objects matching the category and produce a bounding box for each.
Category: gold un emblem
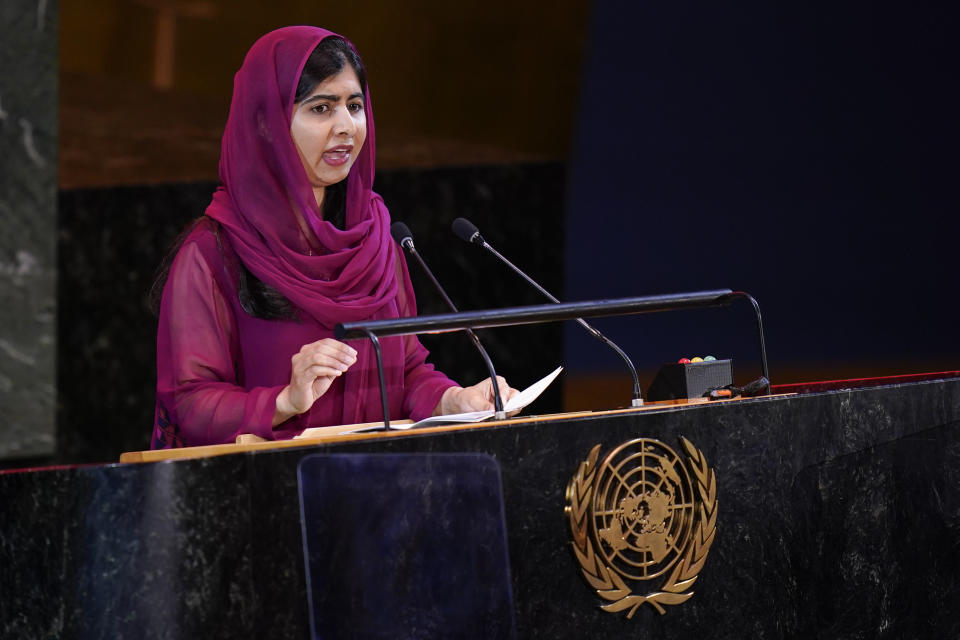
[565,437,718,617]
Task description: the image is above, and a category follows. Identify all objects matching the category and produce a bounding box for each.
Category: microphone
[452,217,644,407]
[390,221,506,419]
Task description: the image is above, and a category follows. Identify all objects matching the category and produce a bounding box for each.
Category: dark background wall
[564,0,959,407]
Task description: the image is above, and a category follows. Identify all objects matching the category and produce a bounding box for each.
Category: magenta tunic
[152,219,454,448]
[150,27,457,448]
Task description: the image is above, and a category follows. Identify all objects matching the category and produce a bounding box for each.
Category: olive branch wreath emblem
[564,437,718,617]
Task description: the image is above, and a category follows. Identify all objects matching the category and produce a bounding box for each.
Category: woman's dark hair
[149,219,298,321]
[295,36,367,104]
[150,37,367,321]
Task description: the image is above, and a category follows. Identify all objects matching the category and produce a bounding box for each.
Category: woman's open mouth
[322,145,353,166]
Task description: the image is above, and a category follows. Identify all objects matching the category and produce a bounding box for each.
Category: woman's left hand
[434,376,520,416]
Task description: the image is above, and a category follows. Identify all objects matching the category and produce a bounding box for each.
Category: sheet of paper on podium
[332,365,563,434]
[405,365,562,428]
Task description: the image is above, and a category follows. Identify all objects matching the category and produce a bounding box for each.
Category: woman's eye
[311,104,329,114]
[348,103,363,113]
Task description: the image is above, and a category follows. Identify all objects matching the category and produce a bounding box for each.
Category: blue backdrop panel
[565,0,960,379]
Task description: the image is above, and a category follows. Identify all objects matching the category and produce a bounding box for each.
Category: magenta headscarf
[206,26,396,328]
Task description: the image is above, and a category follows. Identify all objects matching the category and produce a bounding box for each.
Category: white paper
[398,365,563,429]
[504,365,563,412]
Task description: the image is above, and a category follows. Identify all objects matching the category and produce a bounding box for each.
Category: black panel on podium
[791,420,960,637]
[297,453,517,640]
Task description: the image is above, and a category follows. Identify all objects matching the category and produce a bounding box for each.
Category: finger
[292,365,344,384]
[312,347,357,369]
[292,355,347,376]
[474,376,497,401]
[302,339,358,366]
[487,376,514,405]
[311,376,336,397]
[319,338,358,358]
[303,364,345,379]
[297,348,357,372]
[498,381,520,416]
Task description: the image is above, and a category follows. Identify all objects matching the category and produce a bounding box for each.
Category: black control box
[647,359,733,401]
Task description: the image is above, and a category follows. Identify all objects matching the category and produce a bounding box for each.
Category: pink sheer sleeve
[154,234,282,447]
[392,246,459,420]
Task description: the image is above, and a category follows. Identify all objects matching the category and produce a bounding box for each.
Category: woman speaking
[151,26,514,448]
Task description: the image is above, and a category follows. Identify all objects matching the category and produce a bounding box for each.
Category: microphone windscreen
[390,221,414,246]
[451,217,480,243]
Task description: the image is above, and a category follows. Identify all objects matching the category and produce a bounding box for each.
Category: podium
[2,375,960,638]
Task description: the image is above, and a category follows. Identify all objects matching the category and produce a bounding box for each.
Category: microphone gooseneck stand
[451,217,644,408]
[391,222,507,421]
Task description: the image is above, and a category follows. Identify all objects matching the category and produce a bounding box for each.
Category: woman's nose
[334,107,357,136]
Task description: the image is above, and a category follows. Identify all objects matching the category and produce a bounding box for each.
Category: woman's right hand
[273,339,357,426]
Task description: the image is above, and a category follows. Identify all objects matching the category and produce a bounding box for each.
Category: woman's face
[290,66,367,203]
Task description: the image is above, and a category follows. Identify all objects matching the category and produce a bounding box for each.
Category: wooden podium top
[118,397,734,464]
[117,370,960,464]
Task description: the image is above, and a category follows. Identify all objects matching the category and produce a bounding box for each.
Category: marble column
[0,0,57,459]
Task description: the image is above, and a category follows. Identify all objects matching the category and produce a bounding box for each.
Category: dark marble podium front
[2,378,960,639]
